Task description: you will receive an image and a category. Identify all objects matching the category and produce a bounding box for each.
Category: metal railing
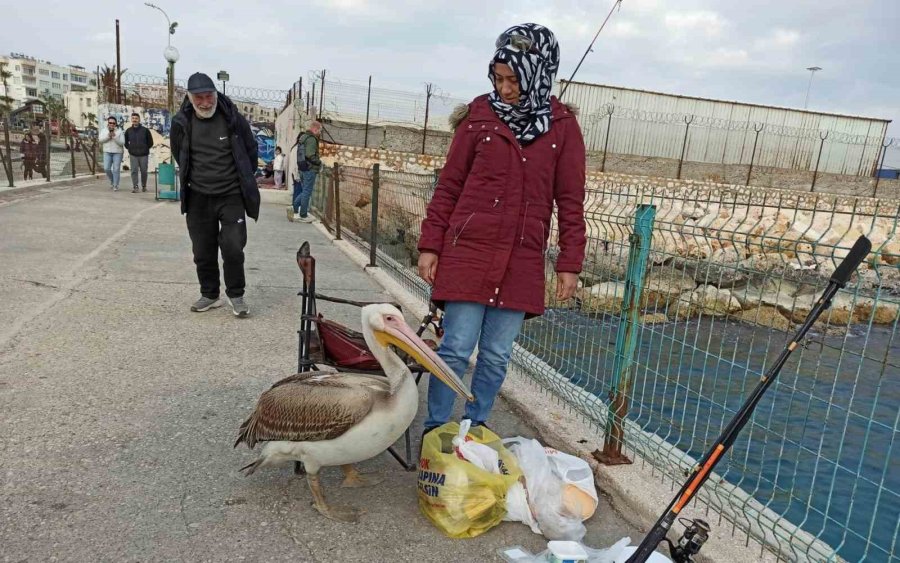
[1,122,100,187]
[312,163,899,563]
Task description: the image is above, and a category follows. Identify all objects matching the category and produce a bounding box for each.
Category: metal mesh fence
[312,163,899,563]
[578,103,900,180]
[307,74,468,132]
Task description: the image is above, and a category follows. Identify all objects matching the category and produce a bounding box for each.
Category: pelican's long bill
[375,319,473,402]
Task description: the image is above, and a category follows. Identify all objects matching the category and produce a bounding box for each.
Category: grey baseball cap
[187,72,216,93]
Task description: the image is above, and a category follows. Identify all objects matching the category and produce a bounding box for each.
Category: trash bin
[155,162,179,201]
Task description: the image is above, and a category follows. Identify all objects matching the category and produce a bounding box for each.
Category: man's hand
[418,252,439,286]
[556,272,579,301]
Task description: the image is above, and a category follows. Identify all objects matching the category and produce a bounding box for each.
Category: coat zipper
[519,202,530,246]
[452,212,476,246]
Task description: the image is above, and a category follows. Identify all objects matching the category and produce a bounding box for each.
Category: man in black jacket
[124,113,154,193]
[170,72,260,318]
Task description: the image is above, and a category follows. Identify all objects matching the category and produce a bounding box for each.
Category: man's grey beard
[189,93,218,119]
[193,105,216,119]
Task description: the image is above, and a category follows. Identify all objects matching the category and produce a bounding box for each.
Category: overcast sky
[2,0,897,137]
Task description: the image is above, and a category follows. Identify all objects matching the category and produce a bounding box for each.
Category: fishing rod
[558,0,624,101]
[625,235,873,563]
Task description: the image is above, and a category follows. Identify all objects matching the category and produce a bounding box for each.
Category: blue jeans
[424,301,526,429]
[292,169,318,216]
[103,152,123,188]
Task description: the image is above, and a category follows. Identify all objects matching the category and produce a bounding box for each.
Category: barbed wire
[113,72,288,107]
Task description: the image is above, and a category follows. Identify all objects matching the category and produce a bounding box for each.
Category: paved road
[0,179,639,562]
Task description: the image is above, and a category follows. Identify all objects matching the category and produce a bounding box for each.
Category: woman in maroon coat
[417,23,586,435]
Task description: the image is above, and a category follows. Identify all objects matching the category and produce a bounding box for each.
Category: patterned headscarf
[488,23,560,144]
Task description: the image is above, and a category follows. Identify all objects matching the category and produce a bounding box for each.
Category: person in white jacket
[273,146,285,189]
[101,116,126,191]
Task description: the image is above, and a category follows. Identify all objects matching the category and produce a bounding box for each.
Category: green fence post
[333,162,342,241]
[596,203,656,465]
[369,163,380,267]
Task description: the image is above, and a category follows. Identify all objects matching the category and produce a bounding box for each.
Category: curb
[0,174,103,197]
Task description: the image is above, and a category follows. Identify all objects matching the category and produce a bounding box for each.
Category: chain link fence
[311,163,899,563]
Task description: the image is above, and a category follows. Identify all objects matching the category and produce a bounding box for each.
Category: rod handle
[830,236,871,287]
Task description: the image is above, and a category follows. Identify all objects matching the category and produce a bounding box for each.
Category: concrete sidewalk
[1,178,640,562]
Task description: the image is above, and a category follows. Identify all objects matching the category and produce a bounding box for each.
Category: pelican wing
[235,372,390,448]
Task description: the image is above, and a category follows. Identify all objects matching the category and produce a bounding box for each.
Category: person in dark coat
[417,23,586,435]
[170,72,260,318]
[124,112,154,193]
[19,131,39,180]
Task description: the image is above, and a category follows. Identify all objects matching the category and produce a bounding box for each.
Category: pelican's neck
[364,329,410,395]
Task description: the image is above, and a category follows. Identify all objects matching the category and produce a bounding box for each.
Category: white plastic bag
[500,536,671,563]
[453,419,501,474]
[503,437,587,541]
[505,481,541,534]
[544,447,599,520]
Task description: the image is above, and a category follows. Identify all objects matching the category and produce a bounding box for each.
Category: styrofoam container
[547,541,588,563]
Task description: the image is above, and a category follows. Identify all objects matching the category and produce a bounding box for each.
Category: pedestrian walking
[417,23,586,437]
[19,131,38,181]
[273,146,285,189]
[124,112,153,193]
[170,72,260,318]
[287,121,322,223]
[101,116,125,191]
[35,126,48,179]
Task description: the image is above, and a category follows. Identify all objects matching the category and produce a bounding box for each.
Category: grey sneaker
[191,296,223,312]
[132,187,140,193]
[298,215,314,223]
[286,207,295,222]
[229,296,250,318]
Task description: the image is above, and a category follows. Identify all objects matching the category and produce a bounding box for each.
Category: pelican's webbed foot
[306,472,365,523]
[340,464,384,488]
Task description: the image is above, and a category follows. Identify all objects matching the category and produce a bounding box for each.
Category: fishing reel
[664,518,710,563]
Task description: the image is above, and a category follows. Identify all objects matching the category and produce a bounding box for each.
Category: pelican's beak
[375,321,473,402]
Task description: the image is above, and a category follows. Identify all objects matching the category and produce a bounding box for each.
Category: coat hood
[449,96,579,131]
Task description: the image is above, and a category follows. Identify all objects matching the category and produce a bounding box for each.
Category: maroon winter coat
[418,94,587,317]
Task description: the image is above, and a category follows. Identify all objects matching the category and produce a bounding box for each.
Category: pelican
[234,303,472,522]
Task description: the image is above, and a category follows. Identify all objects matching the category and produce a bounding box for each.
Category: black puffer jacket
[171,93,260,220]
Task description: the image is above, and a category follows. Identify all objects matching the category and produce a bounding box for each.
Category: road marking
[0,201,165,352]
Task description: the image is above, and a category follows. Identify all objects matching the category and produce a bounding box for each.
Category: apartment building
[0,52,95,109]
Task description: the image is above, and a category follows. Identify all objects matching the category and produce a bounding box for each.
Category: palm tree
[81,112,97,131]
[99,64,127,104]
[0,62,13,118]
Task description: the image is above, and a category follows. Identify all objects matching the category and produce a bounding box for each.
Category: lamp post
[804,66,822,109]
[217,70,229,95]
[144,3,179,113]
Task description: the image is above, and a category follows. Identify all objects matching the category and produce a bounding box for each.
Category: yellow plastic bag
[417,421,522,539]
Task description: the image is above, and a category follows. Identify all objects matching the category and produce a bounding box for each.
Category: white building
[234,100,277,123]
[65,90,99,129]
[0,52,94,109]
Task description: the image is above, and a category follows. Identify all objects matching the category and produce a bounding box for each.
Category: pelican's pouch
[417,421,522,539]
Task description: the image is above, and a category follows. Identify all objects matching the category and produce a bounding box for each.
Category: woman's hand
[556,272,579,301]
[418,252,439,285]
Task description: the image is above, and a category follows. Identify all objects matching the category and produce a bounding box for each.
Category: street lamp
[217,70,229,95]
[804,66,822,110]
[145,2,179,113]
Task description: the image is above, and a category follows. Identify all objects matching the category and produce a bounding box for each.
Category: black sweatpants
[186,191,247,299]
